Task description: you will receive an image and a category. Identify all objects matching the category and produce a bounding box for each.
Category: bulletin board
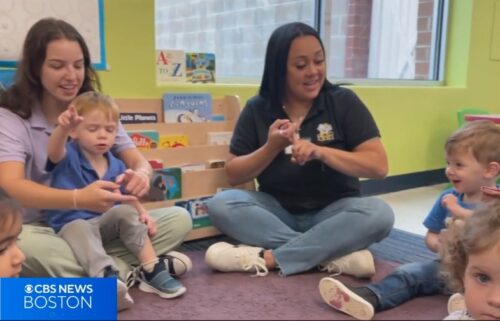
[0,0,106,69]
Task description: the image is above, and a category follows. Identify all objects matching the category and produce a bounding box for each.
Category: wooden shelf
[118,95,253,241]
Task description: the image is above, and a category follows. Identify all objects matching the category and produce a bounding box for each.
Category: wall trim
[361,168,447,196]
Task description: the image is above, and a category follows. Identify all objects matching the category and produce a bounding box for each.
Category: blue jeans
[207,189,394,276]
[366,259,447,311]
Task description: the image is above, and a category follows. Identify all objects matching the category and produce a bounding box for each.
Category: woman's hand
[115,169,150,197]
[76,181,137,212]
[291,139,321,165]
[267,119,295,151]
[481,186,500,201]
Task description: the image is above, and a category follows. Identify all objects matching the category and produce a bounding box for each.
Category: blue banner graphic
[0,278,116,320]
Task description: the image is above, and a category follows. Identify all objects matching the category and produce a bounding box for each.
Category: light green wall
[100,0,500,177]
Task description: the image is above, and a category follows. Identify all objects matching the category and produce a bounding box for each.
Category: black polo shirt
[230,85,380,213]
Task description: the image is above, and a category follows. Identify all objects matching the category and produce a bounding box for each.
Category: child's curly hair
[441,200,500,292]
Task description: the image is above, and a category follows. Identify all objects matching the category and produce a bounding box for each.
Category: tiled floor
[376,183,448,236]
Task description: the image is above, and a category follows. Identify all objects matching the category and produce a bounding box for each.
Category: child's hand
[58,104,83,131]
[442,193,458,209]
[139,213,157,236]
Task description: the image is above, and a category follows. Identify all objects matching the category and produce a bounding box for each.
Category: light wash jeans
[366,260,446,311]
[207,189,395,276]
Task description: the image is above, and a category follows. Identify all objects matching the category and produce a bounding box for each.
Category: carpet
[118,229,446,320]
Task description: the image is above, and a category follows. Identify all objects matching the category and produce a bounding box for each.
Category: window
[155,0,448,83]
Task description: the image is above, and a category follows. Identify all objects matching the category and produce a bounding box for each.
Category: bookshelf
[117,95,254,241]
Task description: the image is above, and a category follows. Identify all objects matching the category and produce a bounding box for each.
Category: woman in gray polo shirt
[0,18,192,280]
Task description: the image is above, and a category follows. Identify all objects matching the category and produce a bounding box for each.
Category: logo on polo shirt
[316,123,334,142]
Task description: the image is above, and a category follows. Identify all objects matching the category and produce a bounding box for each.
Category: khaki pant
[19,206,192,280]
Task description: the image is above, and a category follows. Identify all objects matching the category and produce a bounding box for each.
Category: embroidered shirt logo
[316,123,334,142]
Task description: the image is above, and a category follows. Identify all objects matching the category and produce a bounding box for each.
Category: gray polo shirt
[0,105,135,223]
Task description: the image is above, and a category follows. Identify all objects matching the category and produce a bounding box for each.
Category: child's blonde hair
[0,188,22,238]
[72,91,120,122]
[445,120,500,166]
[441,200,500,292]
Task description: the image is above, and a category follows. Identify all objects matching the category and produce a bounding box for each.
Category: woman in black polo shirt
[205,22,395,278]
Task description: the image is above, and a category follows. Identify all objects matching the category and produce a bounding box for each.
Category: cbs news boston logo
[0,278,116,320]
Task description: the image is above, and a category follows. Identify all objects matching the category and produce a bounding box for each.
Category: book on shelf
[148,159,164,170]
[156,49,185,84]
[175,196,213,229]
[147,168,182,201]
[162,93,212,123]
[185,52,215,83]
[179,163,206,173]
[126,130,159,150]
[206,131,232,145]
[159,134,189,148]
[207,159,225,169]
[120,112,158,124]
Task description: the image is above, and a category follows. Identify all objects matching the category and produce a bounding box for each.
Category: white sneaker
[319,277,374,320]
[117,279,134,311]
[448,292,466,314]
[204,242,268,276]
[320,250,376,278]
[160,251,193,277]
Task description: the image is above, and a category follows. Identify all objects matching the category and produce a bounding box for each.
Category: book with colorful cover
[126,130,159,150]
[185,52,215,83]
[155,49,185,84]
[175,196,213,228]
[159,134,189,148]
[147,168,182,201]
[162,93,212,123]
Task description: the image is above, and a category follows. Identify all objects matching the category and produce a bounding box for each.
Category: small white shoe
[447,292,466,314]
[320,249,376,278]
[117,279,134,311]
[205,242,268,276]
[319,277,374,320]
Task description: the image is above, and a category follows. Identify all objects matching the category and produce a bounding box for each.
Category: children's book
[126,130,159,150]
[148,159,164,170]
[206,131,232,145]
[155,49,185,84]
[159,134,189,148]
[185,52,215,83]
[175,196,213,228]
[147,168,182,201]
[162,93,212,123]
